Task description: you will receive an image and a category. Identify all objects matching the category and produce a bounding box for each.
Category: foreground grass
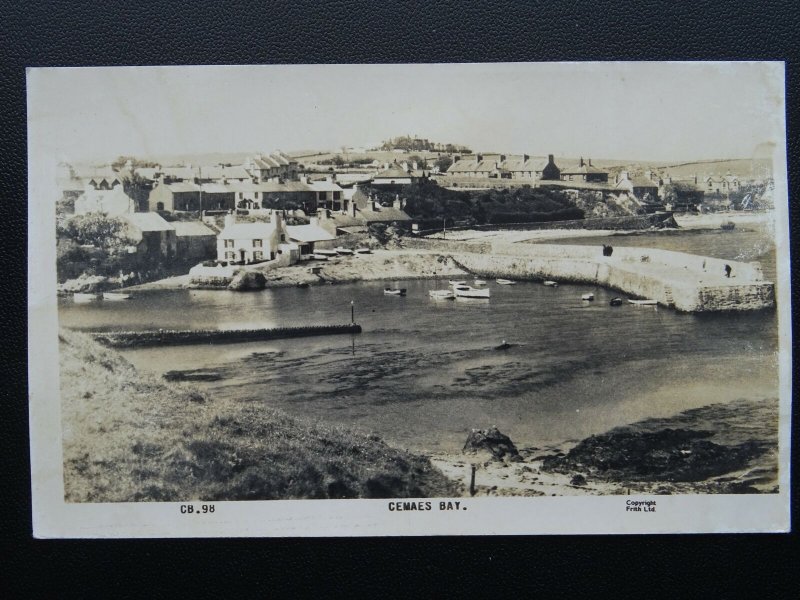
[60,329,460,502]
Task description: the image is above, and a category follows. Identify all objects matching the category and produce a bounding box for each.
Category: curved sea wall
[450,243,773,312]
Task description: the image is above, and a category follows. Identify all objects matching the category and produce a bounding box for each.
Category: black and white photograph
[27,62,791,537]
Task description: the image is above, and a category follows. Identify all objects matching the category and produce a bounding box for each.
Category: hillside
[60,329,459,501]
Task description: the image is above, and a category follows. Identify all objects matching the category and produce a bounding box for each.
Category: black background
[2,0,798,595]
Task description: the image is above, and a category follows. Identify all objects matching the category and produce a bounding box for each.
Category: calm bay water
[59,228,780,453]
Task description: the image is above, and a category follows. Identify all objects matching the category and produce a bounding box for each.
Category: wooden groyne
[92,324,362,348]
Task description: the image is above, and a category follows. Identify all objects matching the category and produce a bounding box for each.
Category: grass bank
[60,329,459,501]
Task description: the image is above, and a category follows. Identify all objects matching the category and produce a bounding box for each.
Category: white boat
[473,279,487,285]
[384,288,407,296]
[496,279,515,285]
[355,247,372,254]
[102,292,131,301]
[581,293,595,301]
[315,249,338,257]
[628,299,657,305]
[335,247,355,255]
[454,285,490,299]
[543,280,558,287]
[448,280,466,286]
[312,254,329,261]
[73,292,100,303]
[429,289,455,300]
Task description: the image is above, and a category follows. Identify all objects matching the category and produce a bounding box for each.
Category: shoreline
[121,217,771,293]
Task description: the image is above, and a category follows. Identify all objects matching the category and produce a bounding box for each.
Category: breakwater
[450,243,774,312]
[92,324,362,348]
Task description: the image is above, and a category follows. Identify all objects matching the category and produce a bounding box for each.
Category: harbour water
[60,227,779,454]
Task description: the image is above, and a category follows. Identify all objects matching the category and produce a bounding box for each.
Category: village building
[244,151,299,182]
[559,158,609,183]
[120,212,177,259]
[74,179,137,216]
[285,218,337,255]
[172,221,218,261]
[446,154,500,178]
[217,217,279,264]
[539,154,562,180]
[499,154,546,180]
[305,177,344,211]
[704,174,740,194]
[148,182,201,212]
[371,161,428,186]
[216,211,304,266]
[614,171,660,201]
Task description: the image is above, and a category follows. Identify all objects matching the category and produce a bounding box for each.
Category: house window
[225,251,235,260]
[239,192,243,199]
[280,234,286,242]
[253,251,263,261]
[255,192,259,199]
[333,191,341,200]
[318,192,326,200]
[224,240,234,248]
[253,239,263,248]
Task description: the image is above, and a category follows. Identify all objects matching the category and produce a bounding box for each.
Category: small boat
[335,247,355,255]
[384,288,407,296]
[315,249,338,257]
[102,292,132,301]
[454,285,490,299]
[312,254,329,261]
[543,280,559,287]
[73,292,100,303]
[494,340,512,351]
[474,279,487,286]
[355,247,372,254]
[581,293,595,301]
[448,280,466,286]
[496,279,515,285]
[609,297,623,306]
[720,221,736,231]
[628,299,657,306]
[429,289,455,300]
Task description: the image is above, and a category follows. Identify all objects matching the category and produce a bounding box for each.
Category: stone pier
[450,242,774,312]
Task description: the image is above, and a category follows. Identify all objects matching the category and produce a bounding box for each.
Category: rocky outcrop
[228,270,267,291]
[463,427,520,461]
[542,428,769,482]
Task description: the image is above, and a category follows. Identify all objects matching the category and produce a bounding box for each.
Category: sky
[27,62,785,165]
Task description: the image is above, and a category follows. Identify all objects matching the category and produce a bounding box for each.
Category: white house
[74,182,136,216]
[217,218,279,264]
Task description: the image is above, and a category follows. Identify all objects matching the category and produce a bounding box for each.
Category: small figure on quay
[724,264,732,278]
[602,244,614,257]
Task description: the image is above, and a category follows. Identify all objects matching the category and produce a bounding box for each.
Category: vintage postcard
[28,62,791,537]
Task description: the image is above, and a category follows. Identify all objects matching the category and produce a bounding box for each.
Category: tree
[435,156,453,173]
[64,213,135,251]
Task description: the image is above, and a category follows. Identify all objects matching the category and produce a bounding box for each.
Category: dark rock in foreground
[542,427,769,483]
[463,427,519,461]
[228,270,267,291]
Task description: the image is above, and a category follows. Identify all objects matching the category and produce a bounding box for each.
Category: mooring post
[470,464,476,497]
[350,300,354,324]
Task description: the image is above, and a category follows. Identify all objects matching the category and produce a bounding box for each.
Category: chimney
[620,171,630,181]
[453,155,460,163]
[522,154,529,162]
[393,194,401,209]
[476,154,483,162]
[548,154,554,164]
[588,158,592,167]
[579,157,584,167]
[402,162,409,171]
[499,155,506,163]
[645,170,653,181]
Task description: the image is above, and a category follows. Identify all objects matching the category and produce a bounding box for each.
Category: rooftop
[219,221,276,240]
